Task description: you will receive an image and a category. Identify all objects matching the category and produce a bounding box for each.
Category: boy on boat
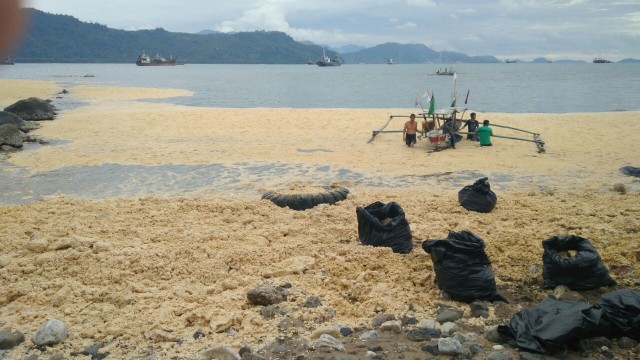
[477,120,494,146]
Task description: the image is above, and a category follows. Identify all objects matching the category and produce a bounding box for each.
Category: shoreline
[0,79,638,359]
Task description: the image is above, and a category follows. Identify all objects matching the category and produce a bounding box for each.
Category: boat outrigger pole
[368,115,415,143]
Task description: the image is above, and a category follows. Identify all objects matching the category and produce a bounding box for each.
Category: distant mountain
[13,8,337,64]
[532,57,553,63]
[619,58,640,63]
[341,42,499,64]
[329,44,366,54]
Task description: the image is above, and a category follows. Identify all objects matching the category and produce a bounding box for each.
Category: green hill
[13,8,333,64]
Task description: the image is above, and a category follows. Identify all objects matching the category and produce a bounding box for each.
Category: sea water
[1,63,639,113]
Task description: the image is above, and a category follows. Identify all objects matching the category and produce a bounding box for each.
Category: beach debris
[356,201,413,254]
[4,97,57,121]
[458,177,497,213]
[423,231,507,303]
[542,235,617,291]
[262,185,349,211]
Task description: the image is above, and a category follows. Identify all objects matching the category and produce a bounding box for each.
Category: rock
[618,337,638,349]
[487,351,512,360]
[372,314,395,328]
[485,327,507,344]
[360,330,379,340]
[469,344,485,355]
[379,320,402,333]
[310,325,341,339]
[70,343,109,360]
[32,319,67,347]
[436,309,463,323]
[470,300,489,318]
[421,343,439,356]
[406,328,441,341]
[578,336,612,351]
[49,351,65,360]
[201,345,241,360]
[552,285,584,301]
[422,319,437,329]
[601,346,615,359]
[193,328,205,340]
[313,334,345,352]
[437,338,463,355]
[4,97,56,121]
[246,285,287,306]
[0,111,39,132]
[401,315,419,326]
[0,255,11,268]
[0,123,24,148]
[339,327,353,336]
[439,322,459,336]
[0,328,25,350]
[303,296,322,308]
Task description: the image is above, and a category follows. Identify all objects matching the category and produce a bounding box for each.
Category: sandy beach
[1,79,639,359]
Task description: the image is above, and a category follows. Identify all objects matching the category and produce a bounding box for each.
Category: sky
[23,0,640,61]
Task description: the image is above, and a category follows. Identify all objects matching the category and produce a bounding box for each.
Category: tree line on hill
[10,8,501,64]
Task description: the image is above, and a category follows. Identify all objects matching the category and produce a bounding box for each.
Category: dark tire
[263,186,349,211]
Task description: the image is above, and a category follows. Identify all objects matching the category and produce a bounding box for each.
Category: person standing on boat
[461,112,480,141]
[477,120,494,147]
[403,114,419,147]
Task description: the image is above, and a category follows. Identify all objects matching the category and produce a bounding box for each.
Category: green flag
[427,93,435,116]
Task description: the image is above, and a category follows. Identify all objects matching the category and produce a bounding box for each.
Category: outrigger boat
[368,75,545,153]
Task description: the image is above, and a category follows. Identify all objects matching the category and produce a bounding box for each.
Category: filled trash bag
[422,230,506,302]
[356,201,413,254]
[595,289,640,341]
[498,289,640,354]
[497,296,603,354]
[542,235,616,291]
[619,166,640,177]
[458,177,497,213]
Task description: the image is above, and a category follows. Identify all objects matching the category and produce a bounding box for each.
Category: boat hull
[316,61,340,67]
[136,59,177,66]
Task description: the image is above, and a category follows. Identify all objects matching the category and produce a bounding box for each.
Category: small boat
[593,57,611,63]
[0,56,15,65]
[435,67,455,76]
[505,59,517,63]
[387,58,395,65]
[136,52,177,66]
[316,49,341,67]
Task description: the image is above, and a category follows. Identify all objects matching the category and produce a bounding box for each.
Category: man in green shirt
[477,120,493,146]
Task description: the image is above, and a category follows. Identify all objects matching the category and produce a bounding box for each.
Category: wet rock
[201,345,241,360]
[436,309,463,323]
[246,285,287,306]
[313,334,345,352]
[470,300,489,318]
[372,314,396,328]
[4,97,56,121]
[552,285,584,301]
[32,319,67,347]
[437,338,463,355]
[0,123,24,148]
[406,328,441,341]
[0,328,25,350]
[0,111,39,132]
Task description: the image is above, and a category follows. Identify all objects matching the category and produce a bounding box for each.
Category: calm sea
[1,63,639,113]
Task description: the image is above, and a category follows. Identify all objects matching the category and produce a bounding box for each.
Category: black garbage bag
[619,166,640,177]
[356,201,413,254]
[458,177,497,213]
[542,235,616,291]
[595,289,640,341]
[422,230,507,303]
[498,289,640,354]
[497,296,603,354]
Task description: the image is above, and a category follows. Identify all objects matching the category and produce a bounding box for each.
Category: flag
[422,89,429,99]
[450,97,456,107]
[465,89,470,104]
[427,93,435,115]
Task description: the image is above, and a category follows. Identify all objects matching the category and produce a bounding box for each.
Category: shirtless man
[403,114,419,147]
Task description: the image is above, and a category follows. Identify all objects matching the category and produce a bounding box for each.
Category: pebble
[422,319,437,329]
[437,337,463,355]
[486,350,511,360]
[339,326,353,336]
[0,328,25,350]
[439,321,459,336]
[310,325,341,339]
[406,328,441,341]
[371,314,395,328]
[246,285,287,306]
[32,319,67,346]
[201,345,241,360]
[313,334,345,352]
[470,300,490,318]
[436,309,464,323]
[485,327,507,344]
[379,320,402,333]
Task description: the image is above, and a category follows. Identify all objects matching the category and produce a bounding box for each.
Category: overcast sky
[24,0,640,61]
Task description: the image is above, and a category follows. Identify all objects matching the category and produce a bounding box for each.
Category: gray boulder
[0,111,39,132]
[4,97,56,121]
[32,319,67,346]
[0,123,25,148]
